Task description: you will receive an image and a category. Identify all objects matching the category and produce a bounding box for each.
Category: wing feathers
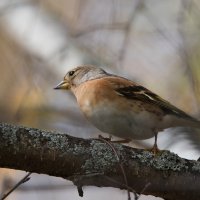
[115,85,195,120]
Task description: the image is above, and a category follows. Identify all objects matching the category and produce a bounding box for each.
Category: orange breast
[72,79,112,115]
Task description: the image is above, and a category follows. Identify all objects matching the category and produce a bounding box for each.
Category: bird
[54,65,200,153]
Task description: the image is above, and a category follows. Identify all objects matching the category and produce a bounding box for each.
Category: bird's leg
[151,132,160,155]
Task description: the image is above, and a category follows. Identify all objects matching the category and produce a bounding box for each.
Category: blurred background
[0,0,200,199]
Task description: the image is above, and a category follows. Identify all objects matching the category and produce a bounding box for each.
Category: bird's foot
[98,135,112,141]
[149,144,163,156]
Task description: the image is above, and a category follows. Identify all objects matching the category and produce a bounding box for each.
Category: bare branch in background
[117,0,144,67]
[70,23,126,37]
[0,0,33,16]
[177,0,200,109]
[1,172,31,200]
[0,122,200,200]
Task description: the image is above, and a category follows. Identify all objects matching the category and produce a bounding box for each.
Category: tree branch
[0,122,200,200]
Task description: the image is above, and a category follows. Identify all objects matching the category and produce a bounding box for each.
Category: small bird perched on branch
[55,65,200,153]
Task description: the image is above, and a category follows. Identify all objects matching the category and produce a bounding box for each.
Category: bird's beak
[54,80,70,90]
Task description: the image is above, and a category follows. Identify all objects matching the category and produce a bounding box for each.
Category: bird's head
[54,65,107,90]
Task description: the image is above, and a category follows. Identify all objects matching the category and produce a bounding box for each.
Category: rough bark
[0,122,200,200]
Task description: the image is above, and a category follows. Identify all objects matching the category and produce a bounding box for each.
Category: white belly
[82,102,157,140]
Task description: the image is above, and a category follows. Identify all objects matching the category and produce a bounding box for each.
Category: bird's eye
[69,71,75,76]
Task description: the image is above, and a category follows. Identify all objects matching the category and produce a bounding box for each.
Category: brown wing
[108,77,195,120]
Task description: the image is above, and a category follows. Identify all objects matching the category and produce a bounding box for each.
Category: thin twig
[137,182,151,199]
[98,137,138,200]
[71,23,126,37]
[1,172,32,200]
